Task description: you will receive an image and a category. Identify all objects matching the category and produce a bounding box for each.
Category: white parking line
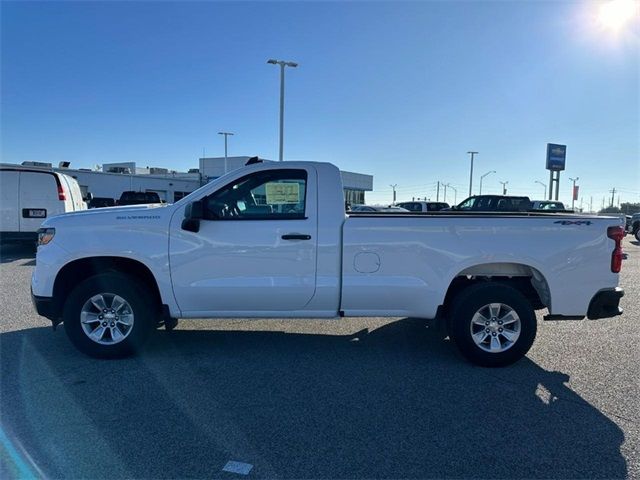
[222,460,253,475]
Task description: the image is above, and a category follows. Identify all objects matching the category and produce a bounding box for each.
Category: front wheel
[63,273,156,358]
[448,283,537,367]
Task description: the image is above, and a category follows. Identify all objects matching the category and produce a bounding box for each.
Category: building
[43,162,201,203]
[199,156,373,205]
[16,156,373,206]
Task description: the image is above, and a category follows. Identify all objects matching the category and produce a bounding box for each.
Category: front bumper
[587,287,624,320]
[31,288,59,322]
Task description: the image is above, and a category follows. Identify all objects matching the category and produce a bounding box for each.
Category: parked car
[630,213,640,241]
[451,195,532,212]
[396,201,450,212]
[117,191,162,206]
[350,205,410,213]
[531,200,567,211]
[0,164,87,243]
[88,197,116,209]
[32,160,625,367]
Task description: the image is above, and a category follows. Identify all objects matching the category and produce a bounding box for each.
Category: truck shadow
[0,319,627,479]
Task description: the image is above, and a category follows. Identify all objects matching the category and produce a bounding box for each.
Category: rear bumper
[0,232,38,244]
[587,287,624,320]
[543,287,624,321]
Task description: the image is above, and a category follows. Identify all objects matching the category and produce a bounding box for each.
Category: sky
[1,0,639,208]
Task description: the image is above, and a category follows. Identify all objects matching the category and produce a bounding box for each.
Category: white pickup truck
[31,160,625,366]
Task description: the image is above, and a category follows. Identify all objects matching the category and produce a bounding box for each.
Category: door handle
[281,234,312,240]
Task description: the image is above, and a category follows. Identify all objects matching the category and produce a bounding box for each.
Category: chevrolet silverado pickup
[31,160,625,366]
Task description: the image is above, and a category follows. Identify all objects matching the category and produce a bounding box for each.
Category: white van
[0,164,87,243]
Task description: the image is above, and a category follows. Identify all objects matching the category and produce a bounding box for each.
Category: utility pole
[267,59,298,161]
[202,147,206,186]
[446,184,458,204]
[390,184,397,205]
[569,177,579,210]
[479,170,495,195]
[590,196,593,213]
[436,181,440,201]
[610,188,616,207]
[500,181,508,195]
[443,183,448,203]
[467,151,478,197]
[535,180,547,199]
[217,132,234,174]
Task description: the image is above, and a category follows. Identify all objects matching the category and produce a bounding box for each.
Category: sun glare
[598,0,638,30]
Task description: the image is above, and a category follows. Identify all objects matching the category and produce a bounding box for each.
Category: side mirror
[85,192,94,201]
[184,200,203,220]
[182,200,203,232]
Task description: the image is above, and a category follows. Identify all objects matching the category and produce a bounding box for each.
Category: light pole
[443,183,448,203]
[535,180,547,199]
[500,181,509,195]
[479,170,495,195]
[390,184,398,205]
[467,151,478,197]
[446,184,458,204]
[569,177,579,210]
[267,59,298,161]
[217,132,234,174]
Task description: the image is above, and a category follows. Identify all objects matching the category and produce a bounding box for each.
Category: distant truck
[88,197,116,209]
[0,164,86,243]
[117,191,162,206]
[531,200,567,211]
[32,160,625,367]
[396,201,450,212]
[452,195,532,212]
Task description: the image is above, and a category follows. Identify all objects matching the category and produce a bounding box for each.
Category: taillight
[55,177,66,201]
[607,226,624,273]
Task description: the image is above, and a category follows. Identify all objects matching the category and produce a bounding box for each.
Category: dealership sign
[546,143,566,171]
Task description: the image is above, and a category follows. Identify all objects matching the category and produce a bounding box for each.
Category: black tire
[63,273,157,358]
[448,282,537,367]
[635,230,640,242]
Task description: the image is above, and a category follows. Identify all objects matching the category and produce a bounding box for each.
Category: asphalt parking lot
[1,239,638,479]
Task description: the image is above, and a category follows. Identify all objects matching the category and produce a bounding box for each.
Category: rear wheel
[448,282,537,367]
[63,273,156,358]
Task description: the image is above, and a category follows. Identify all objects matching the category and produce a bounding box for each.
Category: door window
[204,169,307,220]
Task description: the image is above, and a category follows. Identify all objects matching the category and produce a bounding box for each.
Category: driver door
[169,167,318,314]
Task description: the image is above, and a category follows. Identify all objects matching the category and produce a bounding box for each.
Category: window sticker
[265,182,300,204]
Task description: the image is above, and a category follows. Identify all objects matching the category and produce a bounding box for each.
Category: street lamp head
[218,132,234,136]
[267,59,298,68]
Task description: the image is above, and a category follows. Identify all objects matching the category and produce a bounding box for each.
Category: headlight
[37,228,55,246]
